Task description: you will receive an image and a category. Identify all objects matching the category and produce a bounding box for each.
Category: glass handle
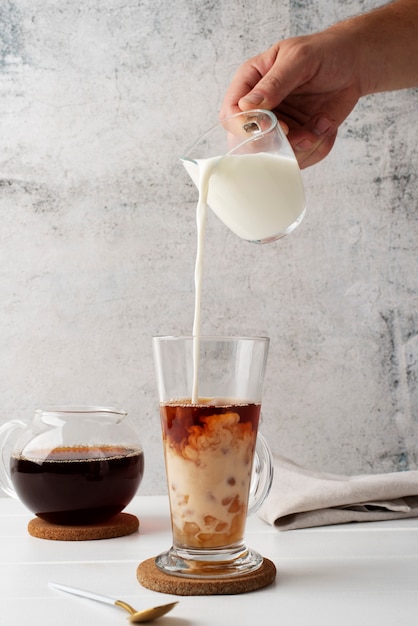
[0,420,26,498]
[247,431,274,516]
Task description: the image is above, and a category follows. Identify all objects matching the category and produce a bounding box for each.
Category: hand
[220,29,364,168]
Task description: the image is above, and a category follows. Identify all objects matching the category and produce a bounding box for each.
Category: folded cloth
[258,455,418,530]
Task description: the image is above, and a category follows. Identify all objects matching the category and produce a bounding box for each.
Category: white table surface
[1,494,418,625]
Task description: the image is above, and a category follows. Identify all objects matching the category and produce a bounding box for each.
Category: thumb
[238,50,306,111]
[238,74,286,111]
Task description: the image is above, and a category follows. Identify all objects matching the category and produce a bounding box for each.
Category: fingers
[220,44,286,118]
[222,39,317,119]
[220,64,299,120]
[220,63,264,119]
[238,72,293,112]
[288,114,338,169]
[220,38,340,167]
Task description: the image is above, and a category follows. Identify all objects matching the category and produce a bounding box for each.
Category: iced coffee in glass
[153,336,272,578]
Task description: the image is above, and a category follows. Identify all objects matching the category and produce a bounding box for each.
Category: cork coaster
[136,557,276,596]
[28,512,139,541]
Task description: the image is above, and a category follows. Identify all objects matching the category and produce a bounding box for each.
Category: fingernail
[313,116,333,136]
[240,91,264,105]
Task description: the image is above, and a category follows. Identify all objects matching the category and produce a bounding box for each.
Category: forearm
[329,0,418,95]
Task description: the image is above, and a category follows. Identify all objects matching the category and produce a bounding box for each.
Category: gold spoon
[49,582,178,623]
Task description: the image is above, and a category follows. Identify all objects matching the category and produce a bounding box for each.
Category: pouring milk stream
[181,110,306,401]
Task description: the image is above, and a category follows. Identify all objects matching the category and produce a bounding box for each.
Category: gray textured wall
[1,0,417,495]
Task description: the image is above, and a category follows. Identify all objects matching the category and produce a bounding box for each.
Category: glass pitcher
[181,109,306,244]
[0,406,144,525]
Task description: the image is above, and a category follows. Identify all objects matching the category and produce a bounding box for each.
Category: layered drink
[160,398,260,549]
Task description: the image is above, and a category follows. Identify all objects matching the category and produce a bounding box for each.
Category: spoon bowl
[116,598,178,623]
[49,582,178,623]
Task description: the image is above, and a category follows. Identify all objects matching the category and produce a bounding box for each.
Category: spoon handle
[49,582,117,607]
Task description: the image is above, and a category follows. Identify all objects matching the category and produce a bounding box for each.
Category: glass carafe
[0,406,144,525]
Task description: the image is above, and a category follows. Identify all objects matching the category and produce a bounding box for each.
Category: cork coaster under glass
[136,556,276,596]
[28,512,139,541]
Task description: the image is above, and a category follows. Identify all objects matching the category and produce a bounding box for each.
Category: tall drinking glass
[152,336,273,578]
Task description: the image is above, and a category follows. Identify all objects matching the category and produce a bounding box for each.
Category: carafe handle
[0,420,26,498]
[247,431,274,516]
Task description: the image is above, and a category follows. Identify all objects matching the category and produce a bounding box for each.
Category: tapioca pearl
[227,476,236,486]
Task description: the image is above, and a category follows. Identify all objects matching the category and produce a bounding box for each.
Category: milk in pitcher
[183,151,306,243]
[186,137,306,401]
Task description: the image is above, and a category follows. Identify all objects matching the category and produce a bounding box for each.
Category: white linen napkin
[259,455,418,530]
